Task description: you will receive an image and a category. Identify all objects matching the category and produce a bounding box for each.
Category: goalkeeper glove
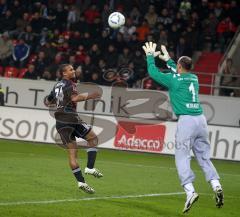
[142,42,160,57]
[158,45,171,62]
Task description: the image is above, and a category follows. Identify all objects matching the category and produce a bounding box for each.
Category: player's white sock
[184,183,195,198]
[210,179,221,191]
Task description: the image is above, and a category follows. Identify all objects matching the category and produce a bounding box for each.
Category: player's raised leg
[84,130,103,178]
[192,116,224,208]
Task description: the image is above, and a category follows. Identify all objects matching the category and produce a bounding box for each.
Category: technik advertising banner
[1,77,240,127]
[0,106,239,161]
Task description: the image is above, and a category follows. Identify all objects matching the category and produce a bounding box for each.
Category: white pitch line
[0,192,184,206]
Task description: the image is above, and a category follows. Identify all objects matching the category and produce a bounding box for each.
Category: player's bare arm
[71,91,102,102]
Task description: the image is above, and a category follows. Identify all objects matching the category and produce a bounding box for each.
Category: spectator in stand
[176,37,192,59]
[54,3,68,31]
[47,52,64,78]
[173,11,186,31]
[81,32,92,49]
[11,38,30,68]
[69,30,81,48]
[119,17,136,42]
[88,43,101,65]
[132,50,146,80]
[188,11,200,31]
[157,8,173,30]
[0,9,16,32]
[101,4,111,28]
[179,0,191,18]
[67,5,78,29]
[202,12,218,51]
[71,15,88,32]
[39,41,57,62]
[33,51,49,78]
[96,30,110,52]
[113,32,126,52]
[130,6,141,25]
[118,47,132,67]
[157,30,168,47]
[75,45,86,64]
[168,24,180,48]
[97,59,107,75]
[30,12,45,34]
[214,1,223,19]
[82,55,96,81]
[104,44,118,68]
[196,0,209,20]
[220,58,237,96]
[136,19,150,42]
[68,55,79,69]
[0,0,7,16]
[0,32,13,67]
[184,26,197,52]
[144,5,158,28]
[129,32,141,51]
[9,0,24,19]
[13,12,30,38]
[217,16,237,52]
[42,69,54,81]
[89,71,102,85]
[84,4,100,24]
[89,17,102,38]
[229,0,240,26]
[23,64,38,80]
[19,25,37,51]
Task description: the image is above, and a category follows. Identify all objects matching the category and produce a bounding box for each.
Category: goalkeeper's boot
[215,186,224,208]
[182,192,199,214]
[85,167,103,178]
[78,182,95,194]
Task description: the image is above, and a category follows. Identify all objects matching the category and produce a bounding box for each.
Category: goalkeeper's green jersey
[146,55,203,116]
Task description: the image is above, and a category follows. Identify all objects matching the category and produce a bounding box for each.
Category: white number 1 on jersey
[189,82,196,102]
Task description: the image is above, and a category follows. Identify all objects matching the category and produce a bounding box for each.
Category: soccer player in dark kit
[44,64,103,194]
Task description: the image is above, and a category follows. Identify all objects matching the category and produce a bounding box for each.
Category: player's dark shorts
[55,112,91,145]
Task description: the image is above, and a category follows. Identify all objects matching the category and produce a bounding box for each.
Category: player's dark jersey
[47,79,79,123]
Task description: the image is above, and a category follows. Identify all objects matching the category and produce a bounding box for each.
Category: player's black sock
[72,167,85,183]
[87,148,97,169]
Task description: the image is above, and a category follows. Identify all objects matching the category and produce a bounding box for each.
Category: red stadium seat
[4,67,19,78]
[18,68,28,78]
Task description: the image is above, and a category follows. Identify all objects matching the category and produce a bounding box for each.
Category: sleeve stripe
[167,64,177,73]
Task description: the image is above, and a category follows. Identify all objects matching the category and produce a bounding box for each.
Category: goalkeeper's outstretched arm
[142,42,172,88]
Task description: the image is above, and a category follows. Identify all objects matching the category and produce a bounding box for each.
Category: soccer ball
[108,12,125,29]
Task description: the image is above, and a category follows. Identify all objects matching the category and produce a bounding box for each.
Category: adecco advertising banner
[0,107,239,161]
[0,77,240,127]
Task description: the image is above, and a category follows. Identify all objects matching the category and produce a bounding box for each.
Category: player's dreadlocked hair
[58,64,71,76]
[178,56,192,71]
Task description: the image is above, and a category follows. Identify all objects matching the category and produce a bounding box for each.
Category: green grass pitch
[0,139,239,217]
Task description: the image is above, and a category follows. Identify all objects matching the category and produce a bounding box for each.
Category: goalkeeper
[142,42,224,213]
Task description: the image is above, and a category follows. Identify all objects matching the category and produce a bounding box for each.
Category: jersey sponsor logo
[114,121,166,152]
[186,103,199,109]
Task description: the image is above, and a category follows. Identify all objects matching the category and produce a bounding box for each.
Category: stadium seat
[18,68,28,78]
[4,66,19,78]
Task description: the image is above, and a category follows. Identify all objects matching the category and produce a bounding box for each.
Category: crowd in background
[0,0,239,93]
